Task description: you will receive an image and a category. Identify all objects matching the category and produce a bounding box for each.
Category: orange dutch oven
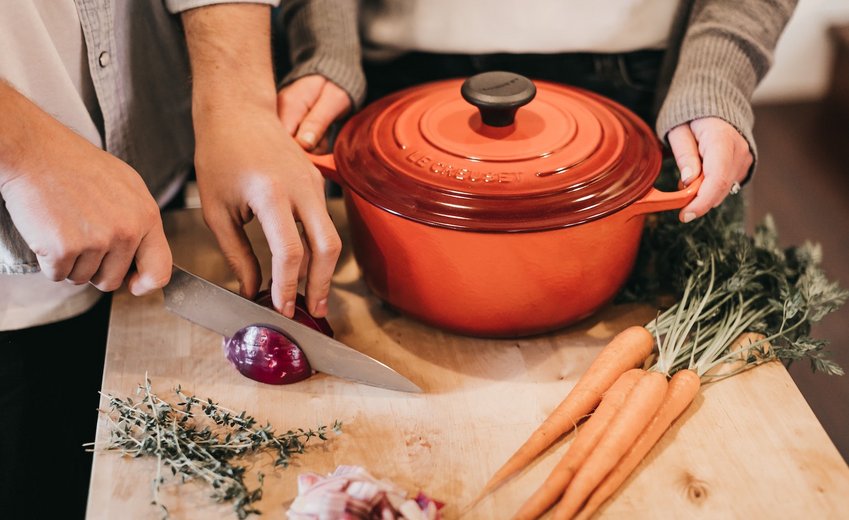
[310,72,701,338]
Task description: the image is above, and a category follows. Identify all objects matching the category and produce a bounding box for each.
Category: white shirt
[361,0,679,59]
[0,1,104,330]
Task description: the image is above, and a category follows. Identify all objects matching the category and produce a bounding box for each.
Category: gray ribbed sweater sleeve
[277,0,366,109]
[656,0,798,171]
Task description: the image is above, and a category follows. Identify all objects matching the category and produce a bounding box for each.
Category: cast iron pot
[310,72,700,337]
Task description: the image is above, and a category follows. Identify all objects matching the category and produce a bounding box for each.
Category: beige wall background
[753,0,849,103]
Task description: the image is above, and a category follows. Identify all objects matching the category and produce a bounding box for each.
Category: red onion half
[224,291,333,385]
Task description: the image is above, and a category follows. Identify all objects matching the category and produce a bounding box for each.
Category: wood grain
[87,200,849,519]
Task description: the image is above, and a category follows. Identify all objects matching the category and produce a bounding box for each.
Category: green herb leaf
[92,377,342,519]
[626,175,847,379]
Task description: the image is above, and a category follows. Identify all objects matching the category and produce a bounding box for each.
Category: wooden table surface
[87,200,849,519]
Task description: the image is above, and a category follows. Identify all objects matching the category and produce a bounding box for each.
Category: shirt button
[98,51,110,67]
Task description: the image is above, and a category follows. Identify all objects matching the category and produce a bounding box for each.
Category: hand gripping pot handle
[624,173,704,219]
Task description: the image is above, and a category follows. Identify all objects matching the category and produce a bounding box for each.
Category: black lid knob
[461,71,537,127]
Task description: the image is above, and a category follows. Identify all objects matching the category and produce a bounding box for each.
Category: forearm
[0,81,95,186]
[0,83,171,294]
[278,0,365,109]
[656,0,798,154]
[181,3,278,125]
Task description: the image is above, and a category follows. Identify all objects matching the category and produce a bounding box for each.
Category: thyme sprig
[627,197,847,380]
[87,378,342,519]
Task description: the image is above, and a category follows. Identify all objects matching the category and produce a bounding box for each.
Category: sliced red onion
[287,465,443,520]
[224,290,333,385]
[415,492,444,517]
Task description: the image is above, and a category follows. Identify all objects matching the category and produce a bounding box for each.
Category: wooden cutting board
[86,200,849,519]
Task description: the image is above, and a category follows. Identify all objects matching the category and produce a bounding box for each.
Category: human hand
[277,75,351,152]
[0,138,172,295]
[182,4,341,317]
[667,117,753,223]
[193,108,341,318]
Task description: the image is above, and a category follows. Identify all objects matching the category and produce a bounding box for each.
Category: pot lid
[332,71,662,232]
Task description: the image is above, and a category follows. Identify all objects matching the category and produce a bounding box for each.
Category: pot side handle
[625,173,704,219]
[306,152,341,185]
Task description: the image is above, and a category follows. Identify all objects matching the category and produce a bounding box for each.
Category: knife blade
[162,265,421,393]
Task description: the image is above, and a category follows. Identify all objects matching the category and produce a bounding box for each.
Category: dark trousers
[0,293,111,519]
[362,50,665,123]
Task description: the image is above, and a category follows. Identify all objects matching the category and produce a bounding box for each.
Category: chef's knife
[162,265,421,393]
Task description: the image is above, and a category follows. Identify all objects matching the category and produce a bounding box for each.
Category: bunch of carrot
[475,326,701,520]
[473,218,848,519]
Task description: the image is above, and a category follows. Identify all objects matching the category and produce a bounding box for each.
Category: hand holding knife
[162,265,421,393]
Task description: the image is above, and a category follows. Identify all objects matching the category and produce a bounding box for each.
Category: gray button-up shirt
[0,0,277,329]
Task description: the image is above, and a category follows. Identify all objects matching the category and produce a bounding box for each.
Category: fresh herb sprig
[87,378,342,519]
[626,197,847,379]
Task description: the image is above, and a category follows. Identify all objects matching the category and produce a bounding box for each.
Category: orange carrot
[512,368,645,520]
[480,326,654,499]
[551,371,669,520]
[573,369,701,520]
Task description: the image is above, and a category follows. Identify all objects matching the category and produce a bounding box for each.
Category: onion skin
[224,291,334,385]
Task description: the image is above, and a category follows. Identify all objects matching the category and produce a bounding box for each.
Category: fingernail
[314,298,328,317]
[682,211,697,223]
[299,131,316,147]
[680,166,694,184]
[283,300,295,318]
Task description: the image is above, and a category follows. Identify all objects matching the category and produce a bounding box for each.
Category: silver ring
[729,181,741,195]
